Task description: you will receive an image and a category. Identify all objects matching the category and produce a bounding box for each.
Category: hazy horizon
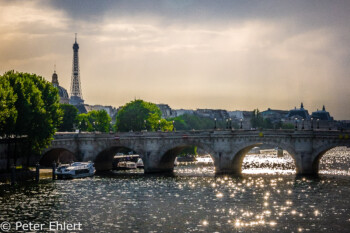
[1,0,350,119]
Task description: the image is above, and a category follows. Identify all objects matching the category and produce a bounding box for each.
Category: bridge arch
[224,139,297,174]
[40,148,78,167]
[311,143,350,175]
[146,140,215,173]
[94,143,145,172]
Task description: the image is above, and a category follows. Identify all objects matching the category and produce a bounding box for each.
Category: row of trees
[58,100,172,133]
[113,100,240,132]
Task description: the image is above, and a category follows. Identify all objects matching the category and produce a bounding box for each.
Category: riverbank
[0,168,52,184]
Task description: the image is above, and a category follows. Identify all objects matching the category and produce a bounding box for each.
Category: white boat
[136,158,144,168]
[126,161,137,169]
[116,161,137,170]
[56,162,95,179]
[195,155,214,165]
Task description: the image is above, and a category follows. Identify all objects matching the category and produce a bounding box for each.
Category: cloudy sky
[1,0,350,119]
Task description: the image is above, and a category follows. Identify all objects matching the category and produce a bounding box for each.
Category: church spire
[52,65,59,86]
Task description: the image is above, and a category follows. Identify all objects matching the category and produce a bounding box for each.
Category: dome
[311,105,334,121]
[286,103,310,119]
[58,86,69,99]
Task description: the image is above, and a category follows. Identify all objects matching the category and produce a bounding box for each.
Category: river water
[1,147,350,232]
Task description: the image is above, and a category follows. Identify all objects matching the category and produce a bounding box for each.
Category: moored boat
[56,162,95,179]
[195,155,214,165]
[115,161,137,170]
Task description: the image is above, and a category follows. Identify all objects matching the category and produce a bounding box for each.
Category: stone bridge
[41,130,350,175]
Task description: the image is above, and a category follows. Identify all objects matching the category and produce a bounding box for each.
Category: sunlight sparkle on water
[216,192,223,198]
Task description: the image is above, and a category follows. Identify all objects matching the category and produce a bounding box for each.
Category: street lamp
[240,118,243,129]
[158,120,161,131]
[302,119,305,130]
[311,118,313,130]
[317,119,320,129]
[295,118,298,130]
[110,121,113,132]
[172,120,175,132]
[226,118,229,129]
[229,118,232,130]
[93,121,96,133]
[214,118,217,130]
[144,120,147,131]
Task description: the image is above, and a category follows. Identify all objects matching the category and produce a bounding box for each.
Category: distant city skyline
[1,0,350,119]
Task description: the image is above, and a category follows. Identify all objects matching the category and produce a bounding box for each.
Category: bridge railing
[54,129,350,139]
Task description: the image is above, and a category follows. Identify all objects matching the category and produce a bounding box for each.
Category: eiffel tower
[69,33,84,106]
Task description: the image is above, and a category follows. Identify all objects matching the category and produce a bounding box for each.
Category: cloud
[0,0,350,119]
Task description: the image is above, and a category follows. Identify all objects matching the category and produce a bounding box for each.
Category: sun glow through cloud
[0,0,349,118]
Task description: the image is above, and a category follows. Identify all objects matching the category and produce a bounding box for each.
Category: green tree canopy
[115,99,172,132]
[77,109,112,133]
[0,77,17,137]
[58,104,78,132]
[251,109,264,129]
[0,71,62,168]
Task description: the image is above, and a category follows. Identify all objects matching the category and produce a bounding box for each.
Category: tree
[275,121,294,129]
[58,104,78,132]
[1,71,63,168]
[89,110,112,132]
[0,77,17,137]
[160,118,173,132]
[76,110,112,133]
[0,77,18,170]
[115,99,172,132]
[76,113,92,131]
[251,109,264,129]
[263,118,274,129]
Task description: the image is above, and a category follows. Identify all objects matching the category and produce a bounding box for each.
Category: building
[228,111,244,120]
[195,109,229,121]
[311,105,334,121]
[311,105,336,130]
[69,34,84,106]
[51,69,69,104]
[157,104,175,118]
[261,108,289,123]
[86,104,118,119]
[286,103,311,120]
[174,109,194,117]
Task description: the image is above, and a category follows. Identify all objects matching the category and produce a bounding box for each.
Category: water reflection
[319,147,350,176]
[1,147,350,232]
